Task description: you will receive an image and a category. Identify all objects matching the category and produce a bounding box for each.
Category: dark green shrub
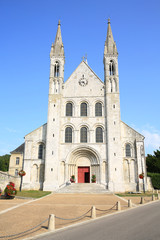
[147,172,160,189]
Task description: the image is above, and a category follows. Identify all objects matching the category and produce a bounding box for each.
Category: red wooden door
[78,167,90,183]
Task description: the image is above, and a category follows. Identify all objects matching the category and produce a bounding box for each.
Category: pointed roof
[104,19,118,55]
[50,20,64,58]
[10,143,24,154]
[65,60,103,84]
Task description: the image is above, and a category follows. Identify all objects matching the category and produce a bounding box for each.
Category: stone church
[21,20,147,192]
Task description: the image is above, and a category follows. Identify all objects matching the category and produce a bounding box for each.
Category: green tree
[0,154,10,172]
[146,149,160,173]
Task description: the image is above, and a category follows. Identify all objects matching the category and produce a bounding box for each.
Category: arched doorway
[67,147,100,183]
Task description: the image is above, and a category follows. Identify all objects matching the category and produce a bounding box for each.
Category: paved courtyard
[0,192,128,239]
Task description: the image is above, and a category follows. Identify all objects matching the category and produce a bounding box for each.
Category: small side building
[9,143,24,176]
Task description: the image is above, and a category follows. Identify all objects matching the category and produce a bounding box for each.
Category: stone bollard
[152,194,155,201]
[152,189,155,193]
[48,214,55,231]
[156,190,159,194]
[140,196,144,204]
[158,193,160,200]
[128,199,132,208]
[91,206,96,219]
[116,201,121,211]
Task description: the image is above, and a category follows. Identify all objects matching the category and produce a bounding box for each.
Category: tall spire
[50,20,64,58]
[104,19,118,55]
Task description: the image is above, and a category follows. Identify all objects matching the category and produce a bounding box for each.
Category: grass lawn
[16,190,51,198]
[116,192,158,197]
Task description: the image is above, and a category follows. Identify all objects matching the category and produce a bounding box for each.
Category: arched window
[54,61,60,77]
[80,127,87,143]
[38,144,43,159]
[66,103,73,116]
[96,127,103,143]
[65,127,72,143]
[126,144,131,157]
[109,60,115,76]
[81,102,87,116]
[95,102,102,116]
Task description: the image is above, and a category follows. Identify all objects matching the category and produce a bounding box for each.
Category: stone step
[56,183,110,193]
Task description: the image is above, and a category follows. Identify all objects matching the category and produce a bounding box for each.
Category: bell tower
[104,19,124,192]
[43,20,65,191]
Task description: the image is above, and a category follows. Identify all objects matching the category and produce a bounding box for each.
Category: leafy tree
[0,154,10,172]
[146,149,160,173]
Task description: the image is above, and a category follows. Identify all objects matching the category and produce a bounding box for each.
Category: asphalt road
[35,201,160,240]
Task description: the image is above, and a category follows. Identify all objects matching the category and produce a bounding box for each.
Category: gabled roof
[25,123,47,137]
[10,143,24,154]
[121,121,144,139]
[65,60,103,84]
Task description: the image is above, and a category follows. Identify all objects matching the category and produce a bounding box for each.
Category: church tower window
[80,127,87,143]
[81,102,87,116]
[95,102,102,116]
[66,103,73,116]
[54,61,60,77]
[38,144,43,159]
[65,127,72,143]
[109,60,115,75]
[126,144,131,157]
[96,127,103,143]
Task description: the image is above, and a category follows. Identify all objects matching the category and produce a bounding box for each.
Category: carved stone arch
[31,164,38,183]
[66,146,101,183]
[79,99,90,117]
[95,100,103,117]
[130,159,136,183]
[123,159,129,182]
[123,141,134,158]
[64,124,74,143]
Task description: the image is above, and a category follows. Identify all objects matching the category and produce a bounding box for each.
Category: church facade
[22,20,147,192]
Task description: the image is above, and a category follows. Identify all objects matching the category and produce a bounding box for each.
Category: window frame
[80,127,88,143]
[66,102,73,117]
[125,144,131,157]
[65,127,72,143]
[16,157,20,165]
[80,102,87,116]
[38,144,43,159]
[95,102,102,117]
[96,127,103,143]
[54,61,60,77]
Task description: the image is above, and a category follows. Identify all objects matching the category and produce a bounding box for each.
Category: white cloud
[5,128,17,133]
[142,130,160,149]
[129,124,160,154]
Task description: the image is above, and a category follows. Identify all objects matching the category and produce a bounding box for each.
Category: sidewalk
[0,193,128,239]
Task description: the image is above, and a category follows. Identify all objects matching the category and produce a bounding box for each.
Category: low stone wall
[0,171,20,190]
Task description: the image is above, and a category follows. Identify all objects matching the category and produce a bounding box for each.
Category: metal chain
[96,203,117,212]
[0,218,49,239]
[55,208,92,221]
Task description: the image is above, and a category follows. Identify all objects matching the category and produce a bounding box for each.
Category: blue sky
[0,0,160,156]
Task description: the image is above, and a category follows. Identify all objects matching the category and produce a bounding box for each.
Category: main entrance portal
[68,147,101,184]
[78,167,90,183]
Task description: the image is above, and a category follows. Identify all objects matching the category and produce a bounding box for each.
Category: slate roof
[10,143,24,154]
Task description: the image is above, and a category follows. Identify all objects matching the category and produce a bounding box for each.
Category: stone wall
[0,171,20,191]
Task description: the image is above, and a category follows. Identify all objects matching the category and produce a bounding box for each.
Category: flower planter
[19,170,26,177]
[139,173,144,179]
